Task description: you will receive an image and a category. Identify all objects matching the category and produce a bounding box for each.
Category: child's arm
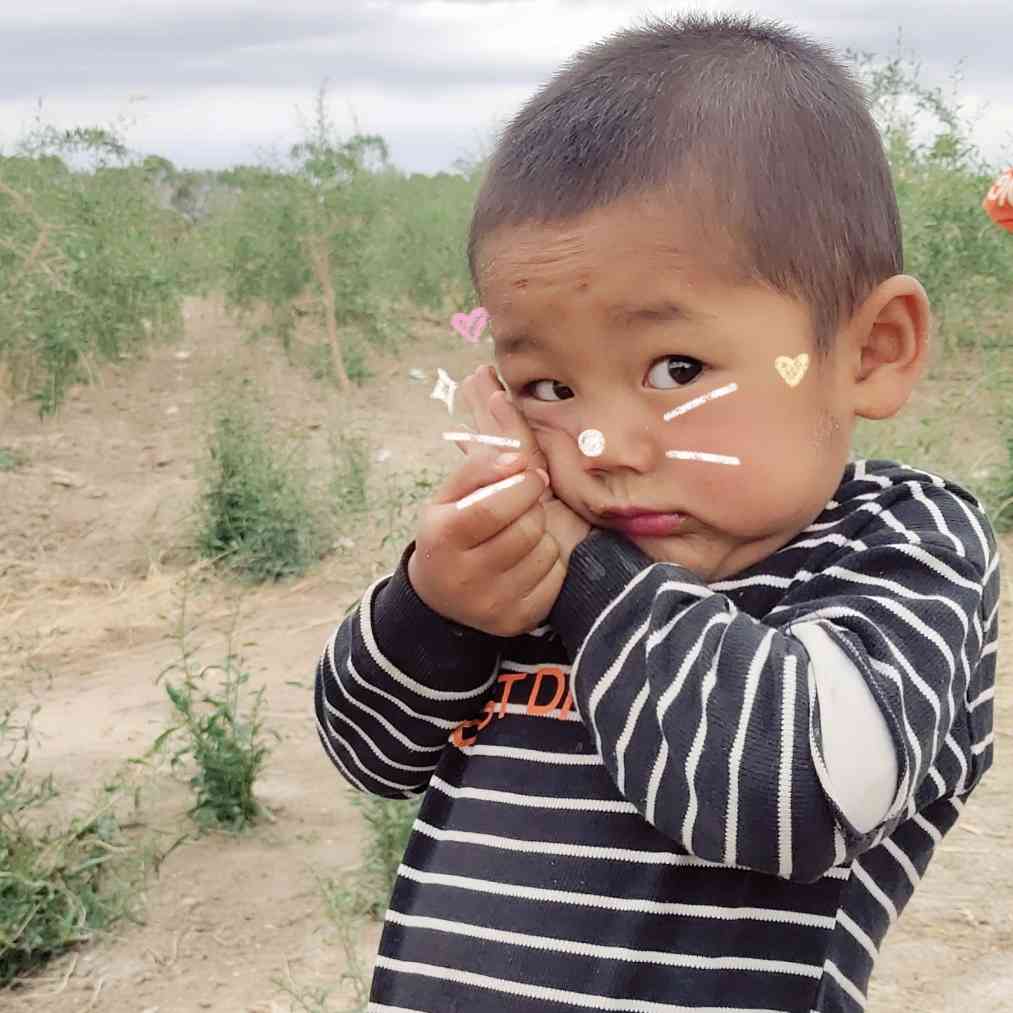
[314,541,502,799]
[549,507,998,883]
[315,445,561,798]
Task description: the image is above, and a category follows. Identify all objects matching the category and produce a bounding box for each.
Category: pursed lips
[595,507,685,537]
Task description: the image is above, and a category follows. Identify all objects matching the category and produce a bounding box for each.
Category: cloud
[0,0,1008,172]
[0,3,567,100]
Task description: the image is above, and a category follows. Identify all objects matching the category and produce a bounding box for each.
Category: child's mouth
[600,511,684,537]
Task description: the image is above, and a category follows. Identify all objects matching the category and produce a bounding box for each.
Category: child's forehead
[476,198,745,303]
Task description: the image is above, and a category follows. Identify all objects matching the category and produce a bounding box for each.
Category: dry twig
[80,976,105,1011]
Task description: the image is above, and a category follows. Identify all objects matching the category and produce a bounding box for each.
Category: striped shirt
[314,459,999,1012]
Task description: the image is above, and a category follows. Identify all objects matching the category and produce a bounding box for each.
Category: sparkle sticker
[430,368,458,413]
[578,428,605,457]
[450,307,489,344]
[774,353,809,388]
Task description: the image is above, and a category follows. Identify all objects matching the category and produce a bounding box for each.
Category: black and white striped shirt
[315,460,999,1012]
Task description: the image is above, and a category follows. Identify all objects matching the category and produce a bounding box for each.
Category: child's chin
[623,532,728,581]
[621,531,695,566]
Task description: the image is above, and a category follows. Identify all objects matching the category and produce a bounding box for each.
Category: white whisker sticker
[666,450,741,466]
[663,382,738,421]
[456,472,526,511]
[444,432,522,449]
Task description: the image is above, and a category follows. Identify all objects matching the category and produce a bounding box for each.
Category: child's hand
[407,449,566,638]
[458,366,551,486]
[458,365,592,566]
[543,497,592,567]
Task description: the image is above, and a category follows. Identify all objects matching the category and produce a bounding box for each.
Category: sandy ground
[0,295,1009,1012]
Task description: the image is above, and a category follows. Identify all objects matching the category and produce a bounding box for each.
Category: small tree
[220,86,395,388]
[0,121,187,414]
[848,47,1013,351]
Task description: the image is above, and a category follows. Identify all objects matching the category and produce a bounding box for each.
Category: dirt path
[1,296,1009,1012]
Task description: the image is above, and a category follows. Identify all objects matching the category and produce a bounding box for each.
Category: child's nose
[577,415,660,474]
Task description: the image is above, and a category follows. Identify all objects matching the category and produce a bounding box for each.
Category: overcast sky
[0,0,1009,174]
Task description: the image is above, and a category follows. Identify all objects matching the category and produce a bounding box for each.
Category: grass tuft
[150,590,278,832]
[0,708,142,987]
[195,384,327,582]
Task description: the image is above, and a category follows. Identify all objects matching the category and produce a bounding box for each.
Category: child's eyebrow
[496,300,705,357]
[608,300,703,326]
[495,332,543,357]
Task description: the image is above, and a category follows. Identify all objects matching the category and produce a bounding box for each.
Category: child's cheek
[518,409,577,455]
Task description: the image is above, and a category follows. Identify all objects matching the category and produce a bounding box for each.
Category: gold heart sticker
[775,353,809,387]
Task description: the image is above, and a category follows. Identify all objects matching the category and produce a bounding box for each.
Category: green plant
[152,608,277,832]
[988,362,1013,531]
[308,339,374,387]
[849,47,1013,354]
[0,122,189,415]
[0,446,26,472]
[348,793,420,917]
[844,46,1012,518]
[329,434,371,516]
[195,387,327,582]
[993,429,1013,533]
[218,85,400,389]
[275,792,420,1013]
[0,708,140,986]
[272,874,371,1012]
[380,468,440,550]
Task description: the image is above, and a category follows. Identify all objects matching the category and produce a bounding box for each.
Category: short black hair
[468,12,902,353]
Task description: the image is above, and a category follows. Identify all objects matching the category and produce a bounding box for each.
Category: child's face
[479,194,857,582]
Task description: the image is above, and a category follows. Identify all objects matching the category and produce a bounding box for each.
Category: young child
[315,14,999,1012]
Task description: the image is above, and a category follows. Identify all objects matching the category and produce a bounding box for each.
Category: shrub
[329,434,371,516]
[348,794,420,917]
[0,125,187,414]
[152,603,278,832]
[0,708,139,986]
[851,49,1013,353]
[218,88,401,388]
[195,388,327,582]
[380,468,440,551]
[154,661,273,832]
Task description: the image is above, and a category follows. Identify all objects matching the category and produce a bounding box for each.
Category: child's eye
[647,355,704,388]
[528,379,575,402]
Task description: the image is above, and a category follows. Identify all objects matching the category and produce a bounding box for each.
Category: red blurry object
[983,168,1013,233]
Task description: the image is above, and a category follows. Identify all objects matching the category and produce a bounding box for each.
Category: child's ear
[846,275,931,420]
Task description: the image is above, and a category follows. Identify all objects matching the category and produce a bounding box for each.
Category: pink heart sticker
[451,307,489,344]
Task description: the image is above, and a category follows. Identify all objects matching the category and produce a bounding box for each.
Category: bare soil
[0,296,1009,1012]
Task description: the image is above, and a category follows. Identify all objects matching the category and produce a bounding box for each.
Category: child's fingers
[511,553,567,632]
[460,366,534,448]
[454,365,549,485]
[488,389,540,456]
[495,533,562,611]
[434,446,526,505]
[458,366,500,434]
[429,452,550,548]
[466,526,562,636]
[448,468,550,550]
[470,499,550,573]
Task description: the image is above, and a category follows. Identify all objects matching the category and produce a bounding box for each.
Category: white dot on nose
[578,428,605,458]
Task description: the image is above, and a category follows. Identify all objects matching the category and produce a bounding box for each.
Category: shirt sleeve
[549,525,995,883]
[314,542,502,798]
[795,622,897,833]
